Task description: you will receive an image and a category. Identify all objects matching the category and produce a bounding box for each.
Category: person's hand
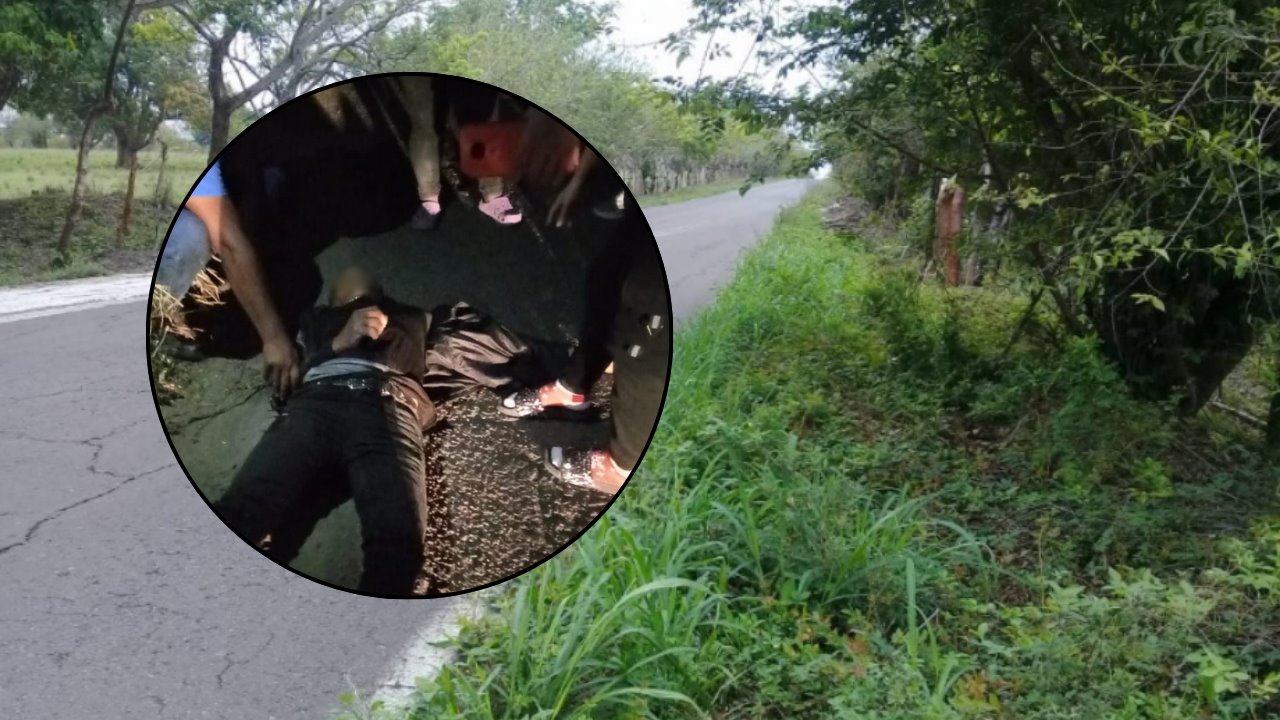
[332,307,389,353]
[515,107,580,188]
[547,176,585,228]
[262,335,300,399]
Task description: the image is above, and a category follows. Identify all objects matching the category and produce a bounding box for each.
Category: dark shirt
[294,295,438,432]
[297,295,430,379]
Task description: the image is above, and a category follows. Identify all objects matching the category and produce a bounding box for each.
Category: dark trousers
[561,218,670,470]
[214,386,429,595]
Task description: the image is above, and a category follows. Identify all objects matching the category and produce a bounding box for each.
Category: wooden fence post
[934,178,966,287]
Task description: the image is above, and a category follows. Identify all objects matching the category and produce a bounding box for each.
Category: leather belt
[309,375,387,394]
[303,374,433,428]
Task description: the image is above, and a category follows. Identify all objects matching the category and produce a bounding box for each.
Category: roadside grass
[0,148,209,286]
[0,189,174,286]
[637,176,764,208]
[338,185,1279,719]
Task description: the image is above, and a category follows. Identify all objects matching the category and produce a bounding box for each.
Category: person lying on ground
[156,161,300,399]
[214,266,556,596]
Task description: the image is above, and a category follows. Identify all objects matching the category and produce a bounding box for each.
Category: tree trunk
[153,139,169,203]
[116,148,139,246]
[0,66,18,116]
[205,33,234,162]
[934,180,966,287]
[56,109,107,258]
[113,126,133,168]
[208,100,232,161]
[55,0,135,258]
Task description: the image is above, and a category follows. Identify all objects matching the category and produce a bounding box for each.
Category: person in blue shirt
[156,161,301,399]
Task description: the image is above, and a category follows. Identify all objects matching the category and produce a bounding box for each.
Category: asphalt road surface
[0,177,810,720]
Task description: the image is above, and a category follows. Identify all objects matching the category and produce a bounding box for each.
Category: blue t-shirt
[190,161,225,198]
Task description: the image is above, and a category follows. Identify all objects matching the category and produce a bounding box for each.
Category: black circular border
[144,71,676,600]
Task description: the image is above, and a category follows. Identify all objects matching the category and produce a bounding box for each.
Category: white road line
[0,273,151,324]
[369,593,489,709]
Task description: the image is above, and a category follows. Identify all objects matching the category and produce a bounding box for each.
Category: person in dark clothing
[498,119,670,494]
[214,267,435,595]
[215,267,551,595]
[499,199,670,494]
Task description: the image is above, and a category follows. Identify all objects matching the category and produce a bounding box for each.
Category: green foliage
[360,0,797,193]
[112,10,198,151]
[1,113,59,148]
[338,187,1278,720]
[679,0,1280,412]
[0,185,175,285]
[0,0,100,111]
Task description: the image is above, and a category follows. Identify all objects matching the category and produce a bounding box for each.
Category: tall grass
[348,185,1278,720]
[343,188,990,720]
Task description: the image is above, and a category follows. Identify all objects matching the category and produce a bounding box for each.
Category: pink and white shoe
[544,447,629,494]
[499,381,592,419]
[478,193,521,225]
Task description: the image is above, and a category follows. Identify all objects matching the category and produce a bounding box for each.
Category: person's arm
[546,146,600,227]
[331,307,388,353]
[514,106,581,188]
[186,195,300,398]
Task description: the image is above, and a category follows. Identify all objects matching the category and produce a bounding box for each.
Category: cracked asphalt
[0,177,809,719]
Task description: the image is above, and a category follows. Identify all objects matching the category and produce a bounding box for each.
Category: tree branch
[226,0,365,107]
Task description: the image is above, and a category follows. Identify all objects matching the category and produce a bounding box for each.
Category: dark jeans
[214,385,429,595]
[561,217,670,469]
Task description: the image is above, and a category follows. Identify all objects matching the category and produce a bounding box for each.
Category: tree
[2,112,57,148]
[0,1,100,114]
[56,0,137,257]
[111,10,197,166]
[171,0,422,159]
[679,0,1280,414]
[113,10,198,242]
[360,0,788,193]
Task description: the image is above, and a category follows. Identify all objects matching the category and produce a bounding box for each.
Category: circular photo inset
[146,73,672,598]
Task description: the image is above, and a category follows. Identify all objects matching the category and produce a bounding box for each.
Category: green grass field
[0,147,209,202]
[338,186,1279,719]
[0,147,748,287]
[0,147,745,207]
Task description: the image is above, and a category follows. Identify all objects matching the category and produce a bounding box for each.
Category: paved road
[646,179,812,324]
[0,178,810,720]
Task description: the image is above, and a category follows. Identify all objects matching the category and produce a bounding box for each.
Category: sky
[0,0,832,131]
[610,0,757,80]
[607,0,829,94]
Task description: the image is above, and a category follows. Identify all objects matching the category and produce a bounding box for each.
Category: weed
[347,185,1278,720]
